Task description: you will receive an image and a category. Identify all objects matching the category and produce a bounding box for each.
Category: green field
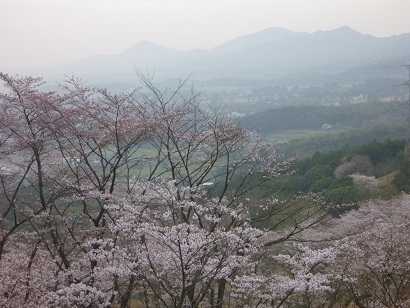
[266,129,336,143]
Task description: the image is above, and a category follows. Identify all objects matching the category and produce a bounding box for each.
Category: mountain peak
[212,27,307,54]
[333,26,377,39]
[334,25,362,34]
[123,40,166,53]
[314,26,360,33]
[311,26,365,40]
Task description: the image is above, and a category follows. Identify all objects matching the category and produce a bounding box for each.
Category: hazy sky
[1,0,409,68]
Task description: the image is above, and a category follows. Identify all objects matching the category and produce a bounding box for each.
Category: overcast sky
[1,0,409,68]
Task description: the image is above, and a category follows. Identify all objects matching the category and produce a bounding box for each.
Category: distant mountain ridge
[210,27,308,55]
[56,26,410,84]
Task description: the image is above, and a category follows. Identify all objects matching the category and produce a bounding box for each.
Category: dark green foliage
[393,161,410,193]
[296,151,344,174]
[261,139,407,212]
[309,176,333,192]
[284,175,310,193]
[356,139,405,165]
[324,179,362,217]
[325,178,363,203]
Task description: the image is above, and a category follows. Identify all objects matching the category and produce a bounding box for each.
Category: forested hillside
[240,101,408,133]
[260,139,408,216]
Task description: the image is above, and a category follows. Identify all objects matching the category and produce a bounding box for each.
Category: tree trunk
[216,279,226,308]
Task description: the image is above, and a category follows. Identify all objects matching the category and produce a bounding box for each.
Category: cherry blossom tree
[0,73,68,260]
[0,72,330,308]
[323,195,410,307]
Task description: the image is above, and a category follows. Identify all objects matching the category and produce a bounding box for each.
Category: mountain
[60,41,184,69]
[182,26,410,71]
[209,27,308,55]
[55,26,410,85]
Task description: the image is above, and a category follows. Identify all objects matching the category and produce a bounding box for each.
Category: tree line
[240,101,408,134]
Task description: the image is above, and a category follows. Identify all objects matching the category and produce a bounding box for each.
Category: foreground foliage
[0,73,325,307]
[1,72,409,307]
